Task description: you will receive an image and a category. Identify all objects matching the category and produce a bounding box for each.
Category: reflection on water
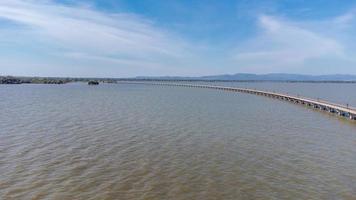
[0,83,355,199]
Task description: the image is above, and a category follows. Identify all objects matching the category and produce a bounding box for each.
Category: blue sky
[1,0,356,77]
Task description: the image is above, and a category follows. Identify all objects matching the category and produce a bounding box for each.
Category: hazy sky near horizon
[1,0,356,77]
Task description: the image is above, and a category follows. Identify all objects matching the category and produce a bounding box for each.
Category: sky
[1,0,356,77]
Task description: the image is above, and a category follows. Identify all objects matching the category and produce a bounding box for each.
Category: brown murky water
[1,83,356,199]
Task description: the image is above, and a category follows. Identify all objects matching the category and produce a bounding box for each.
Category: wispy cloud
[1,0,356,76]
[231,13,356,74]
[0,0,194,76]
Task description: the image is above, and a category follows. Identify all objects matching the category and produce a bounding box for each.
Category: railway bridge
[118,81,356,121]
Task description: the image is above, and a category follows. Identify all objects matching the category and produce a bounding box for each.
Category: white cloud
[1,0,356,76]
[333,12,355,28]
[231,14,356,74]
[0,0,194,76]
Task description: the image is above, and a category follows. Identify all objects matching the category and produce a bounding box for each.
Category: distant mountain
[135,73,356,81]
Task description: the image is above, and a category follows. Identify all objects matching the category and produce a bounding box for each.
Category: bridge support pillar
[337,110,346,116]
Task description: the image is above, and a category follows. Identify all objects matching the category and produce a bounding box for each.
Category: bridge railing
[118,81,356,117]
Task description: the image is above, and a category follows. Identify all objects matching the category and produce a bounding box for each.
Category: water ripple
[0,83,355,199]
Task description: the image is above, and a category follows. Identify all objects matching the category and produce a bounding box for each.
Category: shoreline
[2,76,356,84]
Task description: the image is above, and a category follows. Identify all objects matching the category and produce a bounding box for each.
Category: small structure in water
[88,80,99,85]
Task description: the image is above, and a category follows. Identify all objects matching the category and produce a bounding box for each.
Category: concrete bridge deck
[118,81,356,121]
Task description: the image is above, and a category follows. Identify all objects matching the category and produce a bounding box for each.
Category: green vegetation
[88,80,99,85]
[0,76,120,85]
[1,75,356,85]
[0,76,22,84]
[0,76,70,84]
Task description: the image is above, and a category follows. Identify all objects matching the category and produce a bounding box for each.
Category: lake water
[1,82,356,199]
